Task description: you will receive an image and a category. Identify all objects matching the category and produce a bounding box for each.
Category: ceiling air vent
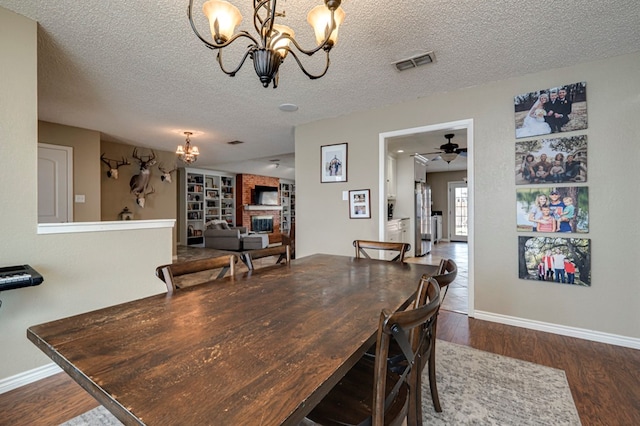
[392,51,435,72]
[227,140,244,145]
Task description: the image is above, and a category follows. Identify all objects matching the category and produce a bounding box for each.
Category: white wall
[0,7,173,382]
[296,52,640,340]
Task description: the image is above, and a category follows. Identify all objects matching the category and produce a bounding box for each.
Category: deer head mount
[135,186,155,208]
[130,148,157,207]
[100,153,130,179]
[158,163,177,183]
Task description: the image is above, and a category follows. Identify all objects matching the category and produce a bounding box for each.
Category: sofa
[204,221,269,251]
[204,225,248,250]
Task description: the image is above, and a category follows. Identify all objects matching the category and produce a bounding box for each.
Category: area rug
[424,340,581,425]
[61,340,581,425]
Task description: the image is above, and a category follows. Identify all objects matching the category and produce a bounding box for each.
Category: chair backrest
[155,254,238,295]
[372,277,441,424]
[282,222,295,258]
[353,240,411,263]
[241,244,291,271]
[430,259,457,300]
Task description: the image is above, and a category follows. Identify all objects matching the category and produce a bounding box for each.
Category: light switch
[342,191,348,201]
[75,194,86,203]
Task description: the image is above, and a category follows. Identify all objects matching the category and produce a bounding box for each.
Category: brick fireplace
[236,174,282,244]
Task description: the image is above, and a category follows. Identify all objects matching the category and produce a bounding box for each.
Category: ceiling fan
[420,133,467,163]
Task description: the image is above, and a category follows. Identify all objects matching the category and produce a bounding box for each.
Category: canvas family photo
[516,186,589,233]
[518,236,591,286]
[515,135,588,185]
[514,82,587,139]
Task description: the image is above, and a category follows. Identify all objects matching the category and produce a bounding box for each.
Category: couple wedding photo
[514,82,587,139]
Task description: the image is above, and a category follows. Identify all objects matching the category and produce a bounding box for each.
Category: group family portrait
[516,186,589,233]
[518,236,591,286]
[321,143,348,183]
[515,135,588,185]
[514,82,587,139]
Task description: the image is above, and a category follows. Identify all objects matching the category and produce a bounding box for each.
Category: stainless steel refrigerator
[415,182,432,256]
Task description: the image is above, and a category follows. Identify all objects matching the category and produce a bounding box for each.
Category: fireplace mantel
[244,205,283,211]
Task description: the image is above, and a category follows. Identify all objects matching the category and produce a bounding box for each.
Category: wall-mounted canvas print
[321,143,347,183]
[514,82,587,139]
[518,236,591,286]
[516,186,589,233]
[515,135,588,185]
[349,189,371,219]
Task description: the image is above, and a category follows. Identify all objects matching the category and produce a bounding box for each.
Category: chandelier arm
[216,46,256,77]
[188,0,260,49]
[253,0,278,48]
[284,48,331,80]
[284,8,338,56]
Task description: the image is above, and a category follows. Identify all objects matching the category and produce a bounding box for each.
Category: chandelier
[176,132,200,164]
[187,0,346,88]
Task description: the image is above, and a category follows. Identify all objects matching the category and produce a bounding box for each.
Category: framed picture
[518,236,591,286]
[321,143,347,183]
[516,186,589,233]
[349,189,370,219]
[515,135,588,185]
[514,82,587,139]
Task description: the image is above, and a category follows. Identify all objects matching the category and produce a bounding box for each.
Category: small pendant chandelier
[176,131,200,164]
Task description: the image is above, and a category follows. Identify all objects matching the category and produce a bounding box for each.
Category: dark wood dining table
[27,254,437,425]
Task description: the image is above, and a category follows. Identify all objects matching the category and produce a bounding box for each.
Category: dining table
[27,254,438,425]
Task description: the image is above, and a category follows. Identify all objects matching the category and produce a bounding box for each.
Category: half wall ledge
[37,219,175,235]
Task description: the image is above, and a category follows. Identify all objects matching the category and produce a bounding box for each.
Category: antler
[158,163,176,174]
[115,156,131,168]
[100,153,111,168]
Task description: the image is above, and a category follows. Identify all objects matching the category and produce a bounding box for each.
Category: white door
[448,181,468,242]
[38,143,73,223]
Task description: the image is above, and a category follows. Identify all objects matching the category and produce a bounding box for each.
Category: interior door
[38,143,73,223]
[448,181,468,242]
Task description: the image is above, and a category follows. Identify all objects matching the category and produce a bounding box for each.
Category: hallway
[406,241,468,314]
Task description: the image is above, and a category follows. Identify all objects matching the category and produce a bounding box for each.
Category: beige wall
[38,121,102,222]
[0,7,173,381]
[296,52,640,340]
[101,141,178,249]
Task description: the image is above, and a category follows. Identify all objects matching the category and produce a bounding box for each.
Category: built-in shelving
[178,168,235,247]
[280,181,295,234]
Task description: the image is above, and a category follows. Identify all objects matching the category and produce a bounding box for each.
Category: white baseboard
[0,363,62,395]
[474,310,640,350]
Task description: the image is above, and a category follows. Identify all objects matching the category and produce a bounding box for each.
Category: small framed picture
[321,143,348,183]
[349,189,371,219]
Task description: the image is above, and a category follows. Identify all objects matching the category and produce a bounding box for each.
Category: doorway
[448,181,468,242]
[379,120,474,316]
[38,143,73,223]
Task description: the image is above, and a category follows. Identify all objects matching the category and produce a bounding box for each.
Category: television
[254,185,279,206]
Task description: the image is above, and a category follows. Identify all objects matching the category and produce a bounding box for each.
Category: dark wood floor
[2,244,639,426]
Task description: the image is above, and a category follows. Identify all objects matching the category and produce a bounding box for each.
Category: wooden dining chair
[282,222,295,259]
[364,274,444,417]
[240,244,291,271]
[155,254,238,295]
[432,259,457,301]
[306,277,441,426]
[353,240,411,263]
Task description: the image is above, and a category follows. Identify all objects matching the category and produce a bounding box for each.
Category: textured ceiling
[2,0,640,179]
